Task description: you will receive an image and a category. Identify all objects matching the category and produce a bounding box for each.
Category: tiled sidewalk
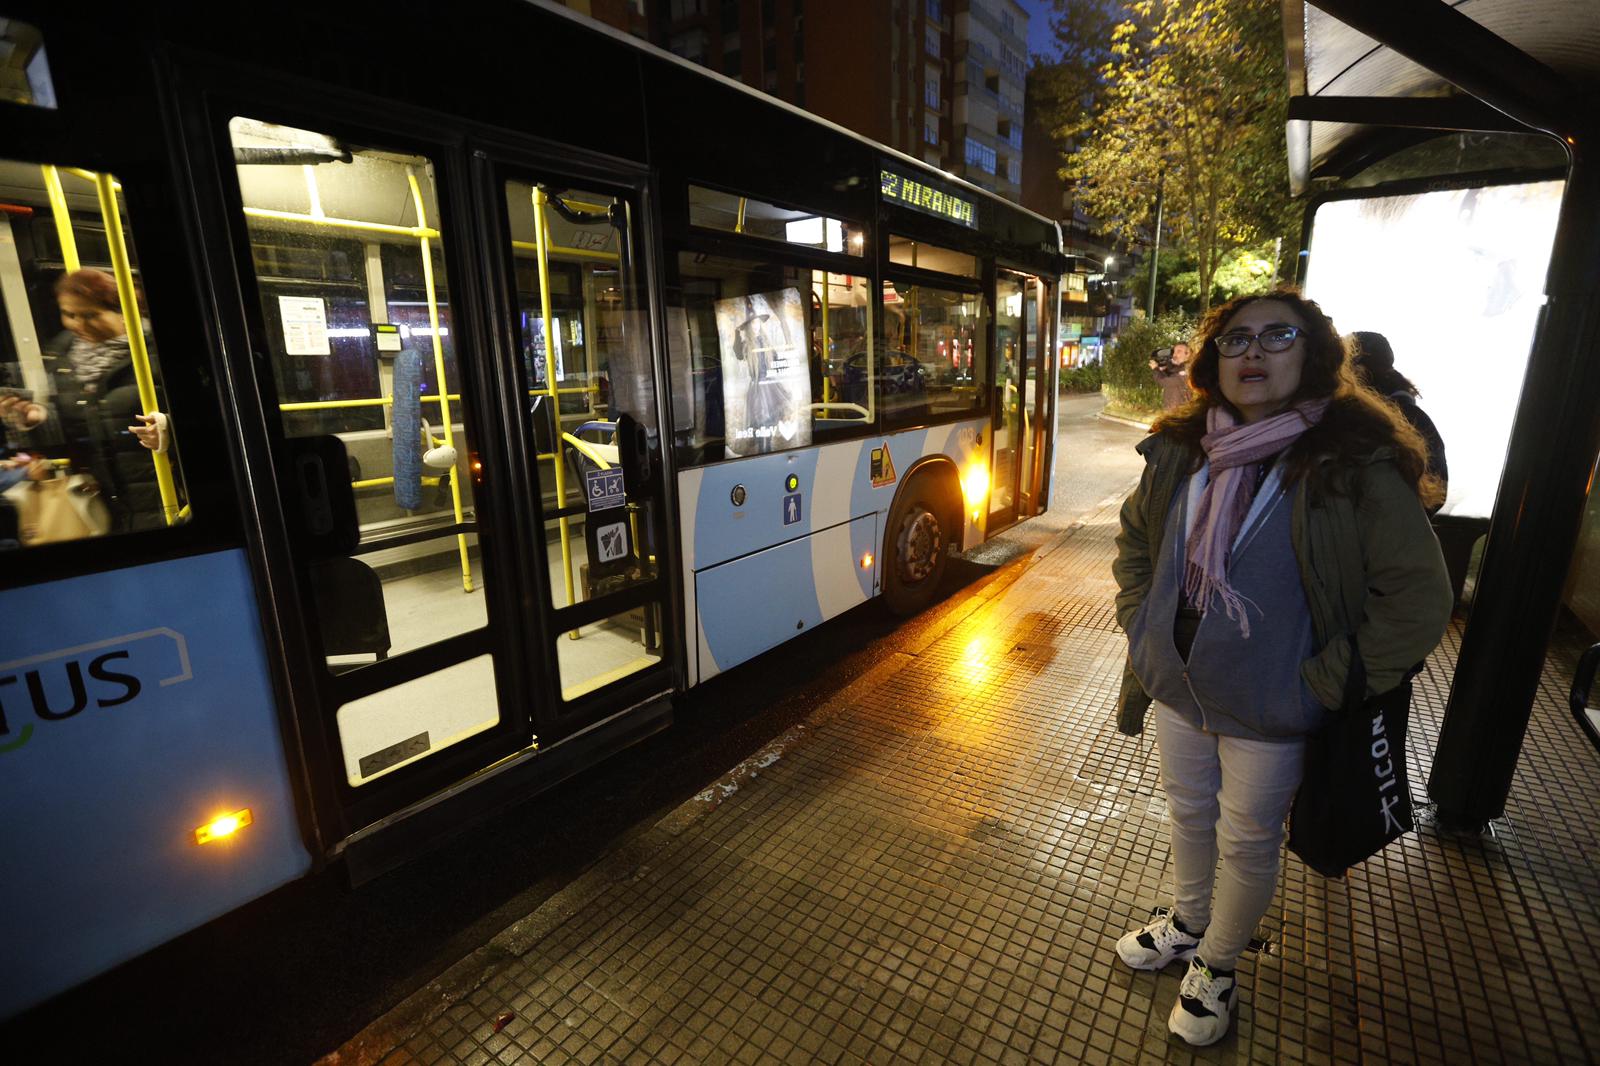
[346,502,1600,1065]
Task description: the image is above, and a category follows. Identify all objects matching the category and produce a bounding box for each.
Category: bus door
[486,159,671,729]
[991,268,1044,529]
[215,105,671,839]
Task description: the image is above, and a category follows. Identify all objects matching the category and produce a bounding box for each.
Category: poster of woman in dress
[715,288,811,457]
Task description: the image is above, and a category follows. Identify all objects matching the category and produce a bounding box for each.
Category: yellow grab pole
[735,197,747,234]
[819,271,831,405]
[94,172,180,525]
[535,187,579,617]
[42,166,80,273]
[407,170,474,593]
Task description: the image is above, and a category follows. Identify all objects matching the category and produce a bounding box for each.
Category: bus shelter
[1282,0,1600,828]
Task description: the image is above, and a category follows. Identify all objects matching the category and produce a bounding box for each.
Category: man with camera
[1150,341,1192,410]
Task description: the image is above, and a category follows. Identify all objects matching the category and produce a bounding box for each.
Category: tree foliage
[1047,0,1295,311]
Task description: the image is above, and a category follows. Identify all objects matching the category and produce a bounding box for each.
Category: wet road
[5,393,1148,1066]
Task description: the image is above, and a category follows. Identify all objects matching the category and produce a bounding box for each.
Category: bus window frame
[0,98,244,593]
[685,180,870,259]
[190,79,550,832]
[670,225,884,468]
[878,258,992,433]
[488,160,680,722]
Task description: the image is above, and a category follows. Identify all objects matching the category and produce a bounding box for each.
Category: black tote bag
[1288,636,1415,877]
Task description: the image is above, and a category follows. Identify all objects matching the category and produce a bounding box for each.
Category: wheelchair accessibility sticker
[783,493,802,525]
[585,469,626,512]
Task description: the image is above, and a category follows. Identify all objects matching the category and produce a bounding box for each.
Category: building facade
[555,0,1029,205]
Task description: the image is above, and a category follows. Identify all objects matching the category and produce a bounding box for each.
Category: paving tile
[376,502,1600,1065]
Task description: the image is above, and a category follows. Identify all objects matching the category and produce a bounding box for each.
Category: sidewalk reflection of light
[955,634,995,687]
[934,634,1003,748]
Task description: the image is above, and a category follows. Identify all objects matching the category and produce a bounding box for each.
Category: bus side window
[0,161,190,549]
[671,252,875,467]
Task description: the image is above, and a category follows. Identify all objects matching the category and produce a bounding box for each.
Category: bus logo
[0,629,192,753]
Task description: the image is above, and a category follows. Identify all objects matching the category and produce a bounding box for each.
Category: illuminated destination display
[880,170,976,228]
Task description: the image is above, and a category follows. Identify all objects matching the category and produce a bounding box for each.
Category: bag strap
[1343,633,1368,711]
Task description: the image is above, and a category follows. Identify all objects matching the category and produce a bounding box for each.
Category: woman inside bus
[0,268,172,535]
[1110,290,1451,1046]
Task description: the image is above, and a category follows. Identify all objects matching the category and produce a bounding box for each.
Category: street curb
[315,493,1136,1066]
[1096,409,1155,432]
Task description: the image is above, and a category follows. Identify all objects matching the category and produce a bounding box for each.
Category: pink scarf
[1185,401,1328,635]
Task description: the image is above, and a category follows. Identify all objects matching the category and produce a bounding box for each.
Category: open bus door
[198,85,675,876]
[991,268,1050,529]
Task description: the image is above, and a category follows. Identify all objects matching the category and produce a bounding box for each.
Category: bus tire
[882,477,956,616]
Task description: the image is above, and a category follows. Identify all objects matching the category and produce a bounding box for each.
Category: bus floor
[335,490,1600,1066]
[332,543,658,785]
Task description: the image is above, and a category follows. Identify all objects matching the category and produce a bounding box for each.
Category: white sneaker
[1168,957,1236,1047]
[1115,908,1202,971]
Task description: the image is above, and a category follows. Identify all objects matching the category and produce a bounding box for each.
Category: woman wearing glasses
[1109,290,1451,1046]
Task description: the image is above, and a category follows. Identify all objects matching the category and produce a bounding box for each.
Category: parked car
[837,349,926,407]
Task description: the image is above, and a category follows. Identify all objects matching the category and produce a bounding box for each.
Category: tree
[1030,0,1123,146]
[1052,0,1295,312]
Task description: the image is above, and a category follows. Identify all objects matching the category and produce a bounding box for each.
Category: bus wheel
[883,483,952,616]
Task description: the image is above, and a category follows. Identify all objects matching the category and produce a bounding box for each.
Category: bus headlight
[961,462,989,516]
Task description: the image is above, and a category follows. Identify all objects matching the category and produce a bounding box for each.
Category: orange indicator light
[861,552,873,569]
[195,808,253,845]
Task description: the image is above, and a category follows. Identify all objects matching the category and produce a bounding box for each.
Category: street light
[1147,172,1164,320]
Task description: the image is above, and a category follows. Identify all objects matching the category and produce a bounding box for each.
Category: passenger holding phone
[10,269,174,533]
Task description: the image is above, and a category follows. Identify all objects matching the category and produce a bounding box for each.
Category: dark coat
[38,332,170,532]
[1111,431,1453,736]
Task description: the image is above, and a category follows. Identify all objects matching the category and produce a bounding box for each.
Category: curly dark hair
[1151,288,1444,508]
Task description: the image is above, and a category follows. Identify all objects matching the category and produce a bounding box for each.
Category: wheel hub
[898,508,943,584]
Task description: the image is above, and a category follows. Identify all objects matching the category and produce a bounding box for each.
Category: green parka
[1112,431,1454,736]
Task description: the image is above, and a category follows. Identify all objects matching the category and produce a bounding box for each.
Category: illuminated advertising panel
[715,288,812,457]
[1304,180,1563,518]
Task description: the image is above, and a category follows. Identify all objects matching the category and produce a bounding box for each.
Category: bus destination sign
[880,170,976,228]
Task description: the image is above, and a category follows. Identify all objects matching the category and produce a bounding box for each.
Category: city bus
[0,1,1068,1018]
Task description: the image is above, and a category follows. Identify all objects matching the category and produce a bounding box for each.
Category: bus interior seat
[310,556,391,663]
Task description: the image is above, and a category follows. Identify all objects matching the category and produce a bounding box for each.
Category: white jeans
[1153,701,1306,971]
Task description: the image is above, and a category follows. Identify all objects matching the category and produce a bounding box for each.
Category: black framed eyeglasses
[1214,326,1303,358]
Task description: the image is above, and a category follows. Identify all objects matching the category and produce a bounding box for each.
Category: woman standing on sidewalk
[1109,290,1451,1046]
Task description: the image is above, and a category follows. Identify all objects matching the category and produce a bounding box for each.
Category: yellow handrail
[41,165,79,273]
[94,171,180,526]
[534,186,578,617]
[561,432,611,470]
[351,475,441,490]
[243,206,440,240]
[509,239,618,263]
[408,169,473,593]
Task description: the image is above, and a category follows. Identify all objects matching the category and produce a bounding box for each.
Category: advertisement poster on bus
[715,288,811,457]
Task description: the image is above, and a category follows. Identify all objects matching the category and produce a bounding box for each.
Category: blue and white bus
[0,0,1068,1018]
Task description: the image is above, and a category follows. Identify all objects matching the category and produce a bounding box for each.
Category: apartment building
[556,0,1029,205]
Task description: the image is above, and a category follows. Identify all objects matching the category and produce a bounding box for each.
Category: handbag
[1287,635,1415,877]
[6,473,111,545]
